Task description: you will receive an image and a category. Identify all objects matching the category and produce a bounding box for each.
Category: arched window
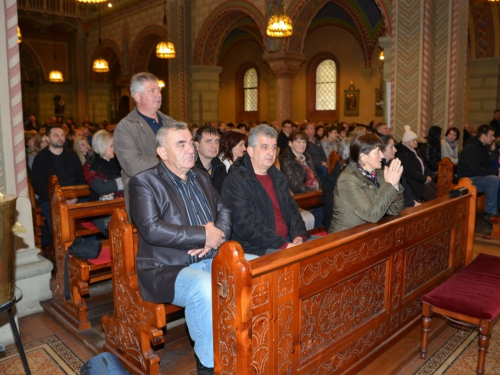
[243,68,258,111]
[315,60,336,110]
[236,64,259,122]
[307,54,339,121]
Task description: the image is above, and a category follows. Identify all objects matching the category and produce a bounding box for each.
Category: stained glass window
[244,68,258,112]
[316,60,336,110]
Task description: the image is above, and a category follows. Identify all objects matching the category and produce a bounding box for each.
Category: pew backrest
[436,157,454,197]
[328,150,340,173]
[212,177,477,375]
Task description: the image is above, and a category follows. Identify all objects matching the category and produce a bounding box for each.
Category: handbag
[64,237,102,300]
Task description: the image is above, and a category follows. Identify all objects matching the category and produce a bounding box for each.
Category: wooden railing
[212,178,477,374]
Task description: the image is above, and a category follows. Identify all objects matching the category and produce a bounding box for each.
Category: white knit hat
[402,125,418,143]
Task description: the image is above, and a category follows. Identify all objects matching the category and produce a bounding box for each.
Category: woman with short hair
[329,133,404,233]
[441,127,460,165]
[83,130,123,237]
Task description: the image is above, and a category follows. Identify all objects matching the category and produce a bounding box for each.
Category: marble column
[191,65,222,125]
[263,51,306,123]
[0,0,53,346]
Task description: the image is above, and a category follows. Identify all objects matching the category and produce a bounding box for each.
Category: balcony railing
[18,0,78,16]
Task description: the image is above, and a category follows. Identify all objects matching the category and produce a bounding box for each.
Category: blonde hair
[73,137,91,164]
[92,130,113,156]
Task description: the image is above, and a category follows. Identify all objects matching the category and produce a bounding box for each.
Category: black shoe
[484,212,500,225]
[195,354,214,375]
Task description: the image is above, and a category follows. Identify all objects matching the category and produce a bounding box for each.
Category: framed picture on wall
[344,81,359,117]
[375,88,384,117]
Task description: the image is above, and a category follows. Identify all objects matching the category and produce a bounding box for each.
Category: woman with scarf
[83,130,124,236]
[395,125,437,202]
[441,127,460,165]
[328,133,404,233]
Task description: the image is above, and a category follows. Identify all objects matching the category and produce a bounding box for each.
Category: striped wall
[2,0,27,198]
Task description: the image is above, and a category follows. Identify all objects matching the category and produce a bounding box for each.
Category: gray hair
[156,121,189,147]
[92,130,113,157]
[130,72,158,102]
[247,124,277,147]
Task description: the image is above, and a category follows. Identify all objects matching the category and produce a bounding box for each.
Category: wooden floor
[16,302,454,375]
[11,213,499,374]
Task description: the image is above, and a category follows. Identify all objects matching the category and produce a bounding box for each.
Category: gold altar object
[0,194,18,306]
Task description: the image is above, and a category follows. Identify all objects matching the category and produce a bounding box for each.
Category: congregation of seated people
[24,72,500,375]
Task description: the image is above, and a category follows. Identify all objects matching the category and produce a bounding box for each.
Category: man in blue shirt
[114,72,177,211]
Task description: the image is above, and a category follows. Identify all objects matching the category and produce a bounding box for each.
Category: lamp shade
[158,79,166,89]
[76,0,106,3]
[93,58,109,73]
[266,14,293,38]
[156,41,176,59]
[49,70,64,82]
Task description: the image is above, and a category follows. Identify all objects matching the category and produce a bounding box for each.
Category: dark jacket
[322,160,341,228]
[418,137,441,173]
[221,154,309,255]
[306,138,328,169]
[489,119,500,138]
[395,143,430,201]
[457,136,497,179]
[83,154,123,201]
[329,161,404,233]
[31,147,85,203]
[383,158,416,208]
[195,156,227,194]
[129,163,231,303]
[277,131,290,153]
[279,147,322,194]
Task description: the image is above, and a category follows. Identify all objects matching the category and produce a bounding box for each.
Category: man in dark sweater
[457,124,500,225]
[305,122,328,182]
[277,119,293,153]
[31,125,86,246]
[489,109,500,138]
[194,125,227,194]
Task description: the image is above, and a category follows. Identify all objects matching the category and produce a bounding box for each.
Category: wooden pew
[49,183,125,331]
[328,150,340,173]
[293,190,323,210]
[44,176,92,265]
[212,178,477,374]
[436,157,454,198]
[102,209,182,375]
[28,177,44,248]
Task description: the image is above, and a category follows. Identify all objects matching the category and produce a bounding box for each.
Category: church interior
[2,0,500,374]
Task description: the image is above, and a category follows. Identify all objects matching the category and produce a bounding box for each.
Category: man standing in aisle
[114,72,176,210]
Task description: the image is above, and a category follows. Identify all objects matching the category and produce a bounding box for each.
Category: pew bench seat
[420,253,500,375]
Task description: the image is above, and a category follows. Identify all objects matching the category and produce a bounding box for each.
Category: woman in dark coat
[279,131,322,194]
[418,125,442,173]
[381,134,420,208]
[395,125,437,202]
[83,130,124,236]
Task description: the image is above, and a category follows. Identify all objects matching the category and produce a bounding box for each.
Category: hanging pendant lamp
[267,0,293,38]
[93,4,109,73]
[49,15,63,82]
[156,0,175,59]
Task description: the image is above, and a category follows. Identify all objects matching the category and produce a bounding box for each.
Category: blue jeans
[470,175,500,214]
[172,253,259,368]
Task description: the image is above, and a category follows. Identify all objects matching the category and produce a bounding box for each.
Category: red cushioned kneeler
[420,253,500,375]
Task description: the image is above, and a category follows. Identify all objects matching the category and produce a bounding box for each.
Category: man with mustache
[114,72,177,212]
[221,124,309,255]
